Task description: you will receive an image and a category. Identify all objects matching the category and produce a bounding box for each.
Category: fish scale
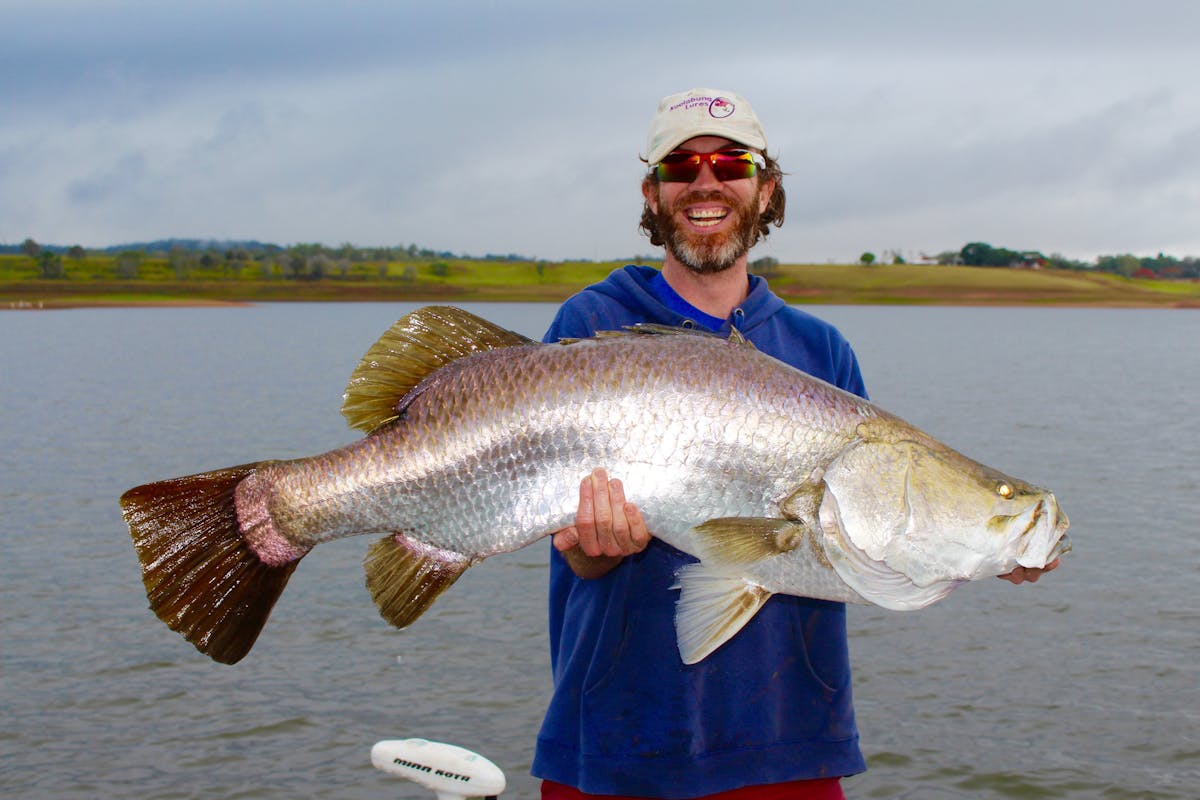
[121,305,1068,666]
[268,333,828,557]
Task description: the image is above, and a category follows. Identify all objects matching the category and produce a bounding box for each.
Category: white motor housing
[371,738,506,799]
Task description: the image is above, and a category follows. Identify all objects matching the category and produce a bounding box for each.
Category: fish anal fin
[120,463,300,665]
[672,564,773,664]
[692,517,813,566]
[364,534,473,629]
[341,306,533,434]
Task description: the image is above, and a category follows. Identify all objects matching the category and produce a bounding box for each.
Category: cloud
[68,152,148,206]
[2,0,1199,260]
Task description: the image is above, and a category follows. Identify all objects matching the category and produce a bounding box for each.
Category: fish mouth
[1049,532,1072,560]
[1016,494,1071,568]
[1048,503,1072,560]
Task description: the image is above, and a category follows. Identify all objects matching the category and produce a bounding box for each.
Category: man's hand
[552,469,650,579]
[997,558,1060,584]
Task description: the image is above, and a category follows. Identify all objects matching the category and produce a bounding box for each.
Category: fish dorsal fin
[727,325,752,347]
[672,564,773,664]
[341,305,533,433]
[563,324,752,348]
[615,323,755,348]
[553,325,730,345]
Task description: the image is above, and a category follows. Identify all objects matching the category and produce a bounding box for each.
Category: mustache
[669,190,736,213]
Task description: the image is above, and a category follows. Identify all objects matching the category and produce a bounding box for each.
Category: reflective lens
[655,149,764,183]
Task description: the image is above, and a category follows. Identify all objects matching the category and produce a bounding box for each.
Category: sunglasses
[654,148,765,183]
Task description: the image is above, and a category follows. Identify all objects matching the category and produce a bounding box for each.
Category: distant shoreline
[4,296,1195,311]
[3,261,1198,309]
[4,298,254,310]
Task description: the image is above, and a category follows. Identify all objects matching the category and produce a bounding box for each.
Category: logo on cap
[708,97,735,119]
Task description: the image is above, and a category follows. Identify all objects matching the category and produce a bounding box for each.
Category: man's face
[644,136,776,275]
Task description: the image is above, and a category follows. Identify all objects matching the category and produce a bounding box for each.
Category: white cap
[645,88,768,165]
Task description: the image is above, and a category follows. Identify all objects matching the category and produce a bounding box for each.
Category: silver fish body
[241,328,863,569]
[122,306,1069,665]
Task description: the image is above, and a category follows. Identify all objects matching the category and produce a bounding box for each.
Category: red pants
[541,777,845,800]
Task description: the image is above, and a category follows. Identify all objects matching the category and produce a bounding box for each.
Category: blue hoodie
[531,266,868,798]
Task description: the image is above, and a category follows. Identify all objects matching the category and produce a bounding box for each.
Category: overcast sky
[3,0,1198,263]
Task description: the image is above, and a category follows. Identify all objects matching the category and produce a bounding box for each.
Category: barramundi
[121,306,1070,665]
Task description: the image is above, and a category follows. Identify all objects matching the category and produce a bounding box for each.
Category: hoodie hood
[586,265,787,336]
[544,265,868,400]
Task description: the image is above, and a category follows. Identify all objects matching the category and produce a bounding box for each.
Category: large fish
[121,306,1070,666]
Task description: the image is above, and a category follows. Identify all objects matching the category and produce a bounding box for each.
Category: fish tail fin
[364,534,472,629]
[120,463,300,664]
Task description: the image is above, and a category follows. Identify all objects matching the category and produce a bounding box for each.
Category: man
[531,88,1056,800]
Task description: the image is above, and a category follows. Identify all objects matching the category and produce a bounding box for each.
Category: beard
[654,188,760,275]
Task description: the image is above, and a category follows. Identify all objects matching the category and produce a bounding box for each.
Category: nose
[689,158,722,189]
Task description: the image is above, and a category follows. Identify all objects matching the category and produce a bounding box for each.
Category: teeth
[687,208,728,227]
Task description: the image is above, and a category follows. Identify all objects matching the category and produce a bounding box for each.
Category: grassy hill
[2,253,1197,308]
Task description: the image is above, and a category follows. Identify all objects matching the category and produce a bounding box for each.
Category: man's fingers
[625,501,650,550]
[553,527,580,552]
[574,468,650,558]
[998,558,1060,584]
[606,477,634,552]
[574,471,600,556]
[578,468,620,557]
[588,469,624,557]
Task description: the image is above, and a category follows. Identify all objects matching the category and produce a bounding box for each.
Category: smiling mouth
[686,207,730,227]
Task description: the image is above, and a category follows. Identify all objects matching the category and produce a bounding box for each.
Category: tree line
[5,238,528,281]
[6,237,1198,281]
[933,242,1199,279]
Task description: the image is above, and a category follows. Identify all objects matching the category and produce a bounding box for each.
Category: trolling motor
[371,738,506,799]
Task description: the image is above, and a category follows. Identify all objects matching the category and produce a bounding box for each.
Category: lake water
[1,302,1197,799]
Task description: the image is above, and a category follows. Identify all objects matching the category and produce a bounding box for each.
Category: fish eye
[996,482,1014,499]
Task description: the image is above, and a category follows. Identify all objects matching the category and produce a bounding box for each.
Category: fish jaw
[1014,493,1071,569]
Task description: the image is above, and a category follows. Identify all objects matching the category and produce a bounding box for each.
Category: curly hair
[638,152,786,247]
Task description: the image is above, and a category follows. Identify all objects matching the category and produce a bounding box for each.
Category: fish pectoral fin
[364,534,473,629]
[671,564,773,664]
[342,306,533,434]
[692,517,813,566]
